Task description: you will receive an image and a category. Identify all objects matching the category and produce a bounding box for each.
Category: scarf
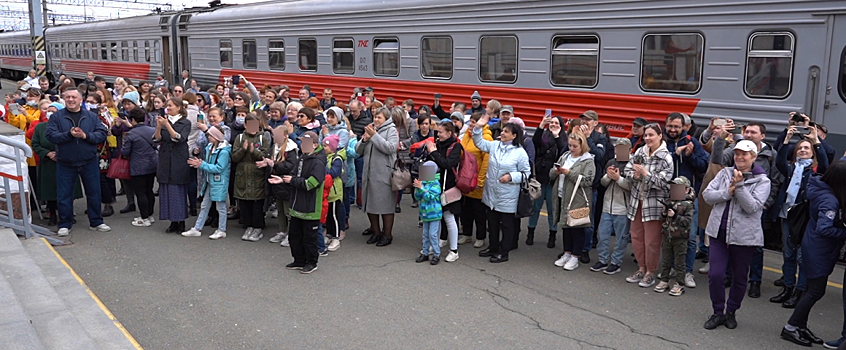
[781,158,813,218]
[167,113,182,125]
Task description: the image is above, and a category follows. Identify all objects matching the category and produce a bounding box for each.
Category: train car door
[822,15,846,151]
[179,36,190,77]
[162,36,172,81]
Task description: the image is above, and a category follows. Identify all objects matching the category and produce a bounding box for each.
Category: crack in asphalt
[473,285,618,350]
[466,265,689,349]
[342,258,415,269]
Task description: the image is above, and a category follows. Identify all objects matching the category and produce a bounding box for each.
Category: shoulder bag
[391,159,411,191]
[528,166,542,201]
[107,154,131,180]
[515,172,533,218]
[566,175,591,227]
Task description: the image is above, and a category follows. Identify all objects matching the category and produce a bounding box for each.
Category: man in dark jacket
[629,117,648,153]
[45,87,111,236]
[468,91,484,115]
[347,100,371,208]
[278,131,326,274]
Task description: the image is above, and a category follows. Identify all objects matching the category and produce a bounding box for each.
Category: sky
[0,0,267,31]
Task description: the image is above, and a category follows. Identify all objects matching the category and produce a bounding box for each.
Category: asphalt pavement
[3,78,845,350]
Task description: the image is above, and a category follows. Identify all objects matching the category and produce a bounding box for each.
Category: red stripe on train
[0,56,32,67]
[220,70,698,138]
[57,60,151,81]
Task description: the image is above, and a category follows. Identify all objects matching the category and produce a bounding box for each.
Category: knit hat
[323,134,339,152]
[121,91,140,106]
[508,117,525,130]
[48,102,65,111]
[420,160,438,173]
[207,126,224,143]
[470,91,481,101]
[449,111,464,122]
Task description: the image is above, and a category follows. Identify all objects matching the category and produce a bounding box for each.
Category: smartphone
[434,93,442,99]
[231,75,240,86]
[713,118,726,127]
[730,125,743,134]
[9,103,20,115]
[545,109,552,117]
[795,126,811,135]
[554,162,563,168]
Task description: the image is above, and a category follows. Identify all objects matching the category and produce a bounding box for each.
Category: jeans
[788,276,829,329]
[194,186,226,232]
[781,220,807,291]
[130,173,156,219]
[318,223,326,251]
[708,230,756,315]
[57,161,103,229]
[344,186,354,223]
[583,189,598,253]
[289,217,319,265]
[528,183,554,230]
[422,220,441,257]
[355,157,364,206]
[597,213,631,266]
[686,200,700,273]
[487,208,515,256]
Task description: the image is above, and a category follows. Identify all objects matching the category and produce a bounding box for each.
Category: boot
[178,221,186,233]
[769,286,793,303]
[547,230,556,248]
[783,290,803,309]
[525,227,535,246]
[119,203,136,214]
[101,204,114,217]
[165,221,178,233]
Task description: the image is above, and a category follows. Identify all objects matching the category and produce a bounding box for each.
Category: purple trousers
[708,232,756,315]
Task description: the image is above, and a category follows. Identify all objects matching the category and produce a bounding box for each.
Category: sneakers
[554,253,572,267]
[704,314,726,330]
[181,228,202,237]
[457,236,472,245]
[147,216,155,223]
[415,254,429,263]
[246,228,263,242]
[445,251,459,262]
[439,239,447,248]
[269,232,287,243]
[327,238,341,252]
[563,256,579,271]
[638,273,656,288]
[89,224,111,232]
[685,272,697,288]
[318,249,328,257]
[824,337,845,349]
[473,239,485,248]
[669,283,685,296]
[699,262,710,274]
[626,271,645,283]
[589,262,608,272]
[242,227,253,241]
[300,264,317,274]
[57,227,70,236]
[280,235,290,247]
[603,264,621,275]
[654,281,670,293]
[209,230,226,240]
[285,262,304,270]
[131,217,151,227]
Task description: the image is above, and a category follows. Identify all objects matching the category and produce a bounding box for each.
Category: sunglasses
[174,90,183,93]
[297,114,307,118]
[234,97,243,101]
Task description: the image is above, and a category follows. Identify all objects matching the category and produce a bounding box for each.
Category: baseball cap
[580,110,598,121]
[501,105,514,115]
[734,140,757,153]
[298,131,319,145]
[632,117,648,126]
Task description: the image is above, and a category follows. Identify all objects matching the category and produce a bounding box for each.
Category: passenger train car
[1,0,845,149]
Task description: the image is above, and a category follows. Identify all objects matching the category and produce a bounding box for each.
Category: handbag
[565,175,591,227]
[440,167,462,205]
[528,166,542,201]
[107,155,131,180]
[515,172,533,218]
[390,160,411,191]
[787,200,811,246]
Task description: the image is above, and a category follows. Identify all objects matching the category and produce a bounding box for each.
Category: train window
[242,40,257,69]
[839,47,846,103]
[121,41,128,61]
[60,43,66,59]
[110,42,118,61]
[373,38,399,77]
[551,35,599,88]
[144,41,151,62]
[421,36,453,79]
[298,39,317,72]
[133,41,138,62]
[154,40,161,63]
[332,39,355,74]
[219,40,233,68]
[268,40,284,71]
[479,36,518,84]
[641,33,703,93]
[744,32,794,99]
[75,43,80,59]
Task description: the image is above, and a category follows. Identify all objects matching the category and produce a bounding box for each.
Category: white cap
[734,140,757,153]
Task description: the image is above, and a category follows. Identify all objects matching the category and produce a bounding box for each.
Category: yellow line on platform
[40,238,145,350]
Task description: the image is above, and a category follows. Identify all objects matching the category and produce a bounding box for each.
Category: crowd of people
[2,71,846,347]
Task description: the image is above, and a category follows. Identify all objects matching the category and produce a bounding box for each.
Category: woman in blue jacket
[780,161,846,347]
[182,126,231,239]
[769,126,829,308]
